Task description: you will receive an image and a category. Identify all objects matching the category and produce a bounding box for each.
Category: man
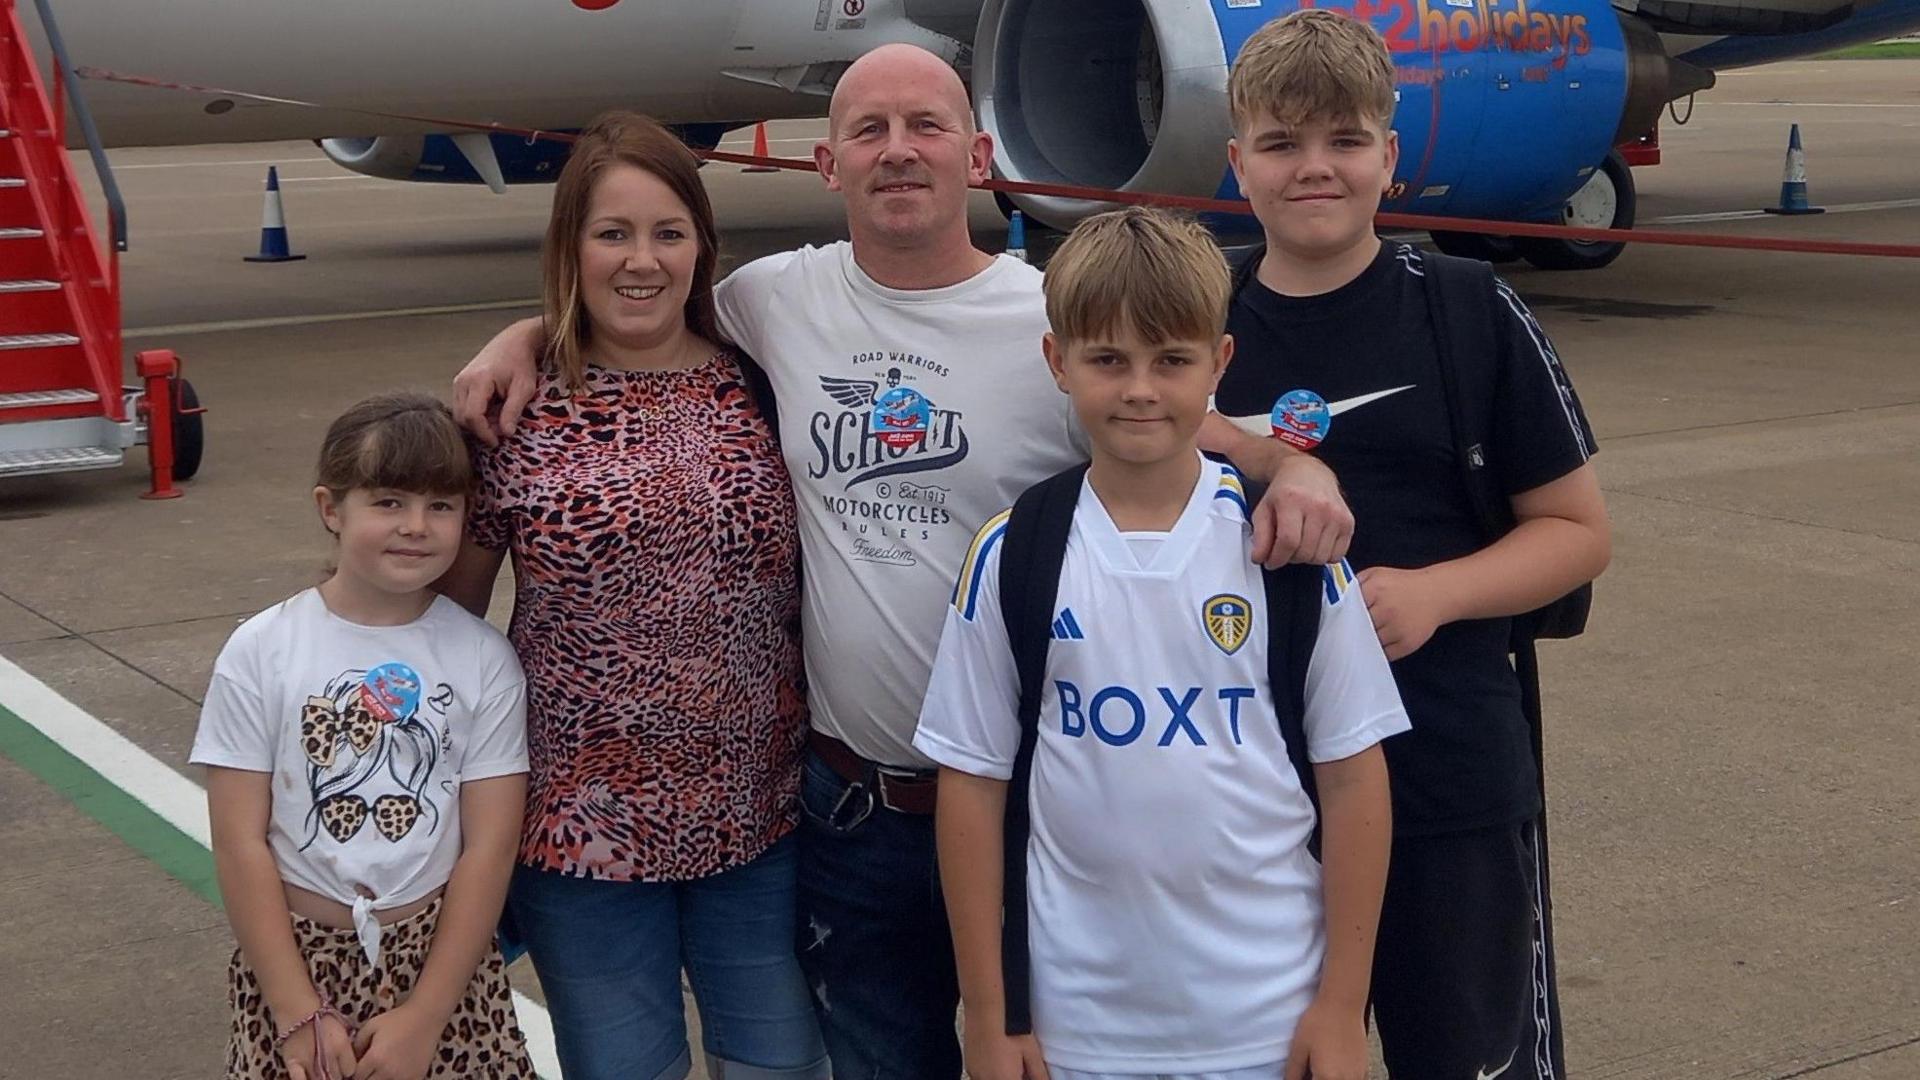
[453,43,1353,1079]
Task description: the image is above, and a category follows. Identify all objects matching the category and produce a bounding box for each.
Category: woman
[440,111,823,1080]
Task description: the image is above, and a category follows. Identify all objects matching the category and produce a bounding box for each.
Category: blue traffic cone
[1005,209,1029,263]
[244,166,307,262]
[1763,124,1825,216]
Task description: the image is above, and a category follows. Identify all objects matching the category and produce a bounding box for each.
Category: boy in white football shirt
[915,208,1410,1080]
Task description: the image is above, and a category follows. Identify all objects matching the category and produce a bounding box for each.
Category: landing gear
[1429,231,1522,264]
[1516,151,1636,271]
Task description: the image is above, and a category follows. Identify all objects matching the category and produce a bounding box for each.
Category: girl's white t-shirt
[191,589,528,964]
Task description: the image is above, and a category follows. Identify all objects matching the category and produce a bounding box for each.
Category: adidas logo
[1050,608,1086,641]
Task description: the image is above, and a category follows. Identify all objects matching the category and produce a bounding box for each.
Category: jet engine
[973,0,1710,237]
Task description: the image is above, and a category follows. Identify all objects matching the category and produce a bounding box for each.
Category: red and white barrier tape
[76,65,1920,260]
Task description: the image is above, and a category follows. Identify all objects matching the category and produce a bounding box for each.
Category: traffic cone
[1005,209,1029,263]
[243,166,307,262]
[742,122,778,173]
[1763,124,1825,216]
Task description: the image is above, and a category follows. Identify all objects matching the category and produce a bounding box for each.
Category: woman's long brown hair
[542,111,727,391]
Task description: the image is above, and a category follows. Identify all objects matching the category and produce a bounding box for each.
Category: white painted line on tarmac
[112,156,332,170]
[1649,198,1920,225]
[125,297,543,338]
[1712,66,1839,74]
[276,175,385,184]
[1713,101,1920,109]
[0,652,212,846]
[0,651,563,1079]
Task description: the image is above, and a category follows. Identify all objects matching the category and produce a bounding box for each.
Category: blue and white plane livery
[25,0,1920,270]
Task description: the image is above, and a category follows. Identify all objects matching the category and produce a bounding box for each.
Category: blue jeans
[796,749,962,1079]
[508,834,829,1080]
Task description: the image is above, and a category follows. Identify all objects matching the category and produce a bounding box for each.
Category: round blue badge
[1269,389,1331,450]
[359,662,422,724]
[871,386,932,449]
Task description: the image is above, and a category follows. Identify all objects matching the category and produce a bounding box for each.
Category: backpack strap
[994,462,1089,1036]
[1420,250,1591,640]
[1262,560,1328,859]
[1416,250,1510,543]
[1425,254,1572,1056]
[1229,242,1268,302]
[1233,462,1327,855]
[1422,253,1573,830]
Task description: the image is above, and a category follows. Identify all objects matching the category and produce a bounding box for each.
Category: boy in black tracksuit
[1202,12,1612,1079]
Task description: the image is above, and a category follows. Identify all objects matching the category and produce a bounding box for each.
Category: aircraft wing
[1642,0,1920,68]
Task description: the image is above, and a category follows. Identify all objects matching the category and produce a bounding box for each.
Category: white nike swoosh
[1220,384,1417,436]
[1476,1048,1519,1080]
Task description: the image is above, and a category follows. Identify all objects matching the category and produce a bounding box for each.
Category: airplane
[25,0,1920,271]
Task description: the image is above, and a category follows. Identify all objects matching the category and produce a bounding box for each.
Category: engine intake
[974,0,1231,227]
[974,0,1708,229]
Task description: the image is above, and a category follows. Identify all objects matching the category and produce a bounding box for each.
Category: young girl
[192,393,535,1080]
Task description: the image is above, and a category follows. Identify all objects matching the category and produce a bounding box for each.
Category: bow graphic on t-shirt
[298,667,452,850]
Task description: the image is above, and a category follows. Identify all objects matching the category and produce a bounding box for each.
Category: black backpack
[1228,244,1593,643]
[989,461,1327,1036]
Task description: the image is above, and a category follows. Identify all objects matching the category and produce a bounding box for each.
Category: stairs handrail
[28,0,124,253]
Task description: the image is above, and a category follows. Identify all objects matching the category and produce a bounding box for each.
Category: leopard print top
[470,350,805,881]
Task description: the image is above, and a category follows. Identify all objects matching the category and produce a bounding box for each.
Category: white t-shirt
[913,457,1410,1074]
[191,589,528,965]
[717,242,1085,766]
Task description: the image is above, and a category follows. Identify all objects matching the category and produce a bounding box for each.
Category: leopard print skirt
[225,897,536,1079]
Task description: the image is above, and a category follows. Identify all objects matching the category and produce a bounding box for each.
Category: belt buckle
[874,764,932,814]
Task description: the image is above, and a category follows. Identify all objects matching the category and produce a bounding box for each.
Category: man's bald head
[828,43,974,137]
[814,41,992,275]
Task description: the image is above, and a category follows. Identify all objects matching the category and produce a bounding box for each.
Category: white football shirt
[914,456,1409,1073]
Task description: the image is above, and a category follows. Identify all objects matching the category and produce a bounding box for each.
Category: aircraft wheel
[1517,151,1635,271]
[1429,231,1521,263]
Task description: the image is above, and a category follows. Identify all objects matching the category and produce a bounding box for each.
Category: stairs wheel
[171,378,204,482]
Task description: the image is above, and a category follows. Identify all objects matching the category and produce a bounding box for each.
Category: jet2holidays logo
[807,354,970,566]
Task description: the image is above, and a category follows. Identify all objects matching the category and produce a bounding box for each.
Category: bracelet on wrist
[273,997,351,1049]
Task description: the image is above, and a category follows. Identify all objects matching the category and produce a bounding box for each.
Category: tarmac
[2,59,1918,1079]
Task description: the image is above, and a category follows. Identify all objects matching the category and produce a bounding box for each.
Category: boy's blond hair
[1229,10,1396,132]
[1044,207,1231,346]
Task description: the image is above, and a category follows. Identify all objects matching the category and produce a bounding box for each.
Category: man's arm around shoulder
[1198,412,1355,568]
[452,317,545,447]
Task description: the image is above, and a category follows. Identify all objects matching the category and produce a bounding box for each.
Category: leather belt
[808,730,938,816]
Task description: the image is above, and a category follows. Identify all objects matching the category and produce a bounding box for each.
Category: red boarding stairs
[0,0,199,496]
